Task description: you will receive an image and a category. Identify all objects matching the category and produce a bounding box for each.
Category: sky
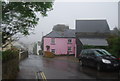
[19,1,119,44]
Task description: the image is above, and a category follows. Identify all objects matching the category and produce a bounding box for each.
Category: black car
[78,49,120,71]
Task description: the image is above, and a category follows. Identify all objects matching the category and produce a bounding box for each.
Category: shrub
[39,50,43,55]
[2,47,19,79]
[2,47,19,62]
[107,36,120,57]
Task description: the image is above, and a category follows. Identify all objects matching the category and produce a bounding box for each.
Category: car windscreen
[94,49,111,56]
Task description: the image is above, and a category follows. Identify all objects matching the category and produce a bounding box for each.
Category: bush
[2,47,19,79]
[107,36,120,57]
[2,48,19,62]
[39,50,43,55]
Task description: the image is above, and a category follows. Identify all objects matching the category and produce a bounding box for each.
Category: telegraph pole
[42,32,43,38]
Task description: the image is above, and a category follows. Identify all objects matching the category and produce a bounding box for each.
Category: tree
[52,24,69,32]
[111,27,120,37]
[2,1,53,48]
[107,35,120,57]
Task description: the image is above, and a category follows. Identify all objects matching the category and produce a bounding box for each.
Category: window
[68,39,72,44]
[51,38,55,45]
[82,50,88,55]
[68,47,72,52]
[87,50,94,56]
[95,49,111,56]
[51,49,55,53]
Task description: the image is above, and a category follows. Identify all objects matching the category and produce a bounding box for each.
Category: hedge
[2,48,19,63]
[2,48,19,79]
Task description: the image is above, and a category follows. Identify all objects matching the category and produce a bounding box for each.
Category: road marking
[35,71,47,81]
[35,72,38,80]
[40,72,47,81]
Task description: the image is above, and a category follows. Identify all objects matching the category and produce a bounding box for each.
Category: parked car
[78,49,120,71]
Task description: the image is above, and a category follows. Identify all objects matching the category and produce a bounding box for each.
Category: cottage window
[68,47,72,52]
[68,39,72,44]
[51,38,55,45]
[51,49,55,53]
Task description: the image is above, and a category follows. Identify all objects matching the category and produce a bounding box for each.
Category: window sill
[68,43,72,44]
[67,51,72,52]
[51,43,55,45]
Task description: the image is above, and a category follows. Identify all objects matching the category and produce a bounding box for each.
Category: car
[78,49,120,71]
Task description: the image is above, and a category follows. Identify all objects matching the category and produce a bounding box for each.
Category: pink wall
[43,38,76,55]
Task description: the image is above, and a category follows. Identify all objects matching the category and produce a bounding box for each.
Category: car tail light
[117,58,120,60]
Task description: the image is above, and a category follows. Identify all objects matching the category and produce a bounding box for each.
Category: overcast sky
[19,1,118,44]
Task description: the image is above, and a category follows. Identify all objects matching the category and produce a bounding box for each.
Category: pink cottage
[43,29,76,56]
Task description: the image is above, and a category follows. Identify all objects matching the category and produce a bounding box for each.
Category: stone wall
[19,51,28,61]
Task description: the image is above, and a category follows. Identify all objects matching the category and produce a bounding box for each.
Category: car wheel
[97,64,102,71]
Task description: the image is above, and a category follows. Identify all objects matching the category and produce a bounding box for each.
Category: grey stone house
[76,19,110,57]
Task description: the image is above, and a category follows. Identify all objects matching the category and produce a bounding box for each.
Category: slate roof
[76,19,110,33]
[79,38,108,46]
[44,29,75,38]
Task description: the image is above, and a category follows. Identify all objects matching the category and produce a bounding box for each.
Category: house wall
[76,37,83,57]
[37,43,41,55]
[43,38,76,55]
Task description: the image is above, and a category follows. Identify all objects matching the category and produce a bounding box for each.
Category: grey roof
[79,38,108,46]
[44,31,62,38]
[76,20,110,33]
[44,29,75,38]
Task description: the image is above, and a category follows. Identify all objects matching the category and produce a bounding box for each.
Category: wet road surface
[16,55,120,80]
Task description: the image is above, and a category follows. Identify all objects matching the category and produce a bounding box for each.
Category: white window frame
[68,39,72,44]
[51,49,55,53]
[68,47,72,52]
[51,38,55,45]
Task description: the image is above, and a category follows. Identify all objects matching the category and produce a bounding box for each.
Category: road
[16,54,120,80]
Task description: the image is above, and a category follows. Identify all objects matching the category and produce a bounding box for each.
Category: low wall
[2,58,19,79]
[19,51,28,61]
[43,51,55,58]
[2,50,28,79]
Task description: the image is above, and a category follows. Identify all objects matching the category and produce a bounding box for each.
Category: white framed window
[68,39,72,44]
[51,38,55,45]
[68,47,72,52]
[51,49,55,53]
